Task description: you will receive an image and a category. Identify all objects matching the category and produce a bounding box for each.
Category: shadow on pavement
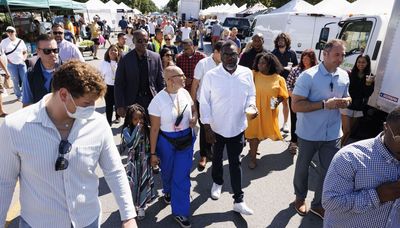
[266,203,296,228]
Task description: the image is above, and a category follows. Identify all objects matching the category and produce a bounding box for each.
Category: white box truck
[315,0,398,138]
[178,0,201,20]
[248,12,341,57]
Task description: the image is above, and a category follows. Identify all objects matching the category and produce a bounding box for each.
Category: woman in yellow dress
[245,52,289,169]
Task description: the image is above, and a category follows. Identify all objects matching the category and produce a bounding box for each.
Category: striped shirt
[322,133,400,228]
[0,95,136,228]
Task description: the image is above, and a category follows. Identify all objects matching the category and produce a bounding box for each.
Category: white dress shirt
[180,27,191,40]
[148,88,193,132]
[194,54,219,100]
[199,64,256,137]
[58,39,85,63]
[0,95,136,228]
[100,60,117,86]
[0,37,27,64]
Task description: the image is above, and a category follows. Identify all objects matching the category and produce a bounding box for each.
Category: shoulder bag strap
[5,39,22,56]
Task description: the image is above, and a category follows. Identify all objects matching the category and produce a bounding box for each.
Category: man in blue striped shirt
[322,107,400,228]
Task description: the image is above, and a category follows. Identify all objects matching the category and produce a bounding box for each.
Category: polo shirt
[293,63,350,141]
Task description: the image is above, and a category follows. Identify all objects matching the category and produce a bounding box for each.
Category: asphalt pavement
[3,40,323,228]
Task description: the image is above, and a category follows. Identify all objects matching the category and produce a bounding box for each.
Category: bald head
[164,66,184,80]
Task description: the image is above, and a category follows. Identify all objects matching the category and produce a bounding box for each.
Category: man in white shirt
[191,40,223,171]
[0,61,137,228]
[52,23,84,63]
[0,26,28,101]
[163,20,175,37]
[199,40,257,215]
[180,22,191,41]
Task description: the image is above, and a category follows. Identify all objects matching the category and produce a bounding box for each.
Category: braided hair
[121,104,150,136]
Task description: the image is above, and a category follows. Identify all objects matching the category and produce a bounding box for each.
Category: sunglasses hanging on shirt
[175,104,188,127]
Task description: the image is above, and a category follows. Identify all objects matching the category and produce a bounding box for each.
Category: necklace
[165,89,180,114]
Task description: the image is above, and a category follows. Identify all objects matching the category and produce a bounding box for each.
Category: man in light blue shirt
[323,107,400,228]
[52,23,84,63]
[291,39,351,219]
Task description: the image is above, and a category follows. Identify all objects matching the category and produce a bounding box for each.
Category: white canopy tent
[105,0,123,30]
[85,0,113,25]
[348,0,395,15]
[313,0,352,16]
[118,2,141,15]
[199,3,244,22]
[271,0,315,14]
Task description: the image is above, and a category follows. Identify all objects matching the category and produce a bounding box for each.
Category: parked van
[247,12,340,57]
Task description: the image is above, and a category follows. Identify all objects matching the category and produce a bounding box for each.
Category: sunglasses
[6,30,15,33]
[387,124,400,143]
[55,140,72,171]
[53,31,64,35]
[165,38,171,41]
[39,48,59,55]
[136,38,148,44]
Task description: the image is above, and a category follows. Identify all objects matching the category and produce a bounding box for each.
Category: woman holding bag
[148,65,197,228]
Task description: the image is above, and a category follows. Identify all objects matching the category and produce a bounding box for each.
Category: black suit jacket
[114,49,165,108]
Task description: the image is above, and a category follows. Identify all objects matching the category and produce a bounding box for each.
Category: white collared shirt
[0,95,136,228]
[194,54,219,100]
[199,64,256,137]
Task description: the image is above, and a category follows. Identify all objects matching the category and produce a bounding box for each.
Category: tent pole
[4,0,15,27]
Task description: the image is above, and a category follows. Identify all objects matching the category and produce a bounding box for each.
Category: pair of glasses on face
[39,48,59,55]
[53,31,64,35]
[387,125,400,143]
[55,140,72,171]
[6,30,15,33]
[136,39,149,44]
[165,38,171,41]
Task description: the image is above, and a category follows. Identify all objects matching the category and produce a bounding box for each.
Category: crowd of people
[1,11,400,228]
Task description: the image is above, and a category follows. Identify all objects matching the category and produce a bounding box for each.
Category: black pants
[212,132,244,203]
[196,102,212,157]
[105,85,119,125]
[289,97,298,143]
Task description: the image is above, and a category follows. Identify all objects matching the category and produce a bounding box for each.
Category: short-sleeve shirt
[180,27,191,40]
[0,37,27,64]
[148,89,193,132]
[293,63,350,141]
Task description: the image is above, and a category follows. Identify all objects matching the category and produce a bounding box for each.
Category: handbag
[159,130,193,151]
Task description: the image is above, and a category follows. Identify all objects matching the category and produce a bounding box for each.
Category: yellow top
[245,71,289,141]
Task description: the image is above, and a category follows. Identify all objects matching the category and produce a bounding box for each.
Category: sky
[152,0,169,9]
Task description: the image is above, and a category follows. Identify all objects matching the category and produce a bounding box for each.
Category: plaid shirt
[176,51,206,91]
[286,66,303,92]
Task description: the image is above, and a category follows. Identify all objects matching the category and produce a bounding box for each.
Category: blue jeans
[19,216,100,228]
[7,62,27,99]
[293,137,340,208]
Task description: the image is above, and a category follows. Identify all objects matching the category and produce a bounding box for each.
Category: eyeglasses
[387,124,400,143]
[170,74,185,78]
[53,31,64,35]
[55,140,72,171]
[39,48,59,55]
[6,30,15,33]
[135,38,148,44]
[165,38,171,41]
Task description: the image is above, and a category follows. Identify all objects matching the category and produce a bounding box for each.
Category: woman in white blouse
[148,65,197,228]
[100,44,120,125]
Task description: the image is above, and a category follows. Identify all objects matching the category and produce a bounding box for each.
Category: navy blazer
[114,49,165,108]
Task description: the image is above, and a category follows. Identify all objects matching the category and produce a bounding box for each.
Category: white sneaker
[281,122,289,133]
[233,202,254,215]
[210,183,222,200]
